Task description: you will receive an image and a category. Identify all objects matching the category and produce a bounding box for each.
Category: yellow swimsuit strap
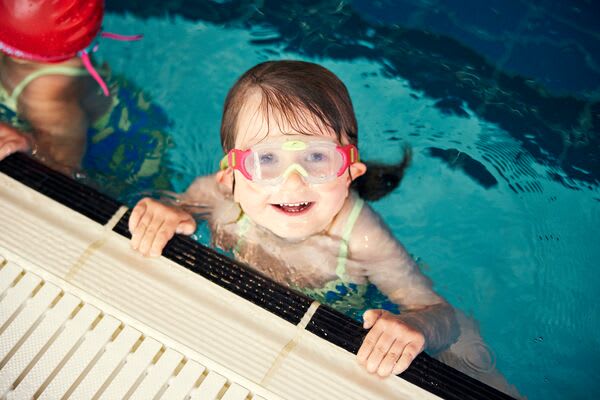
[10,66,88,105]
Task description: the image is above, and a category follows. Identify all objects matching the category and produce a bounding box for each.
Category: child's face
[224,92,366,240]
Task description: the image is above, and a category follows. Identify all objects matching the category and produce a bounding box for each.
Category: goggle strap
[219,155,228,170]
[79,50,109,96]
[224,149,254,180]
[100,32,144,41]
[350,147,359,162]
[77,31,143,97]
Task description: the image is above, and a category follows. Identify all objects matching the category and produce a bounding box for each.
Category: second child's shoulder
[20,58,88,100]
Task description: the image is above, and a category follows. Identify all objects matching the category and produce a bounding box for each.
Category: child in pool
[128,61,520,395]
[0,0,140,173]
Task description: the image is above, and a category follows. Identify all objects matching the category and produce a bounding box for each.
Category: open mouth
[271,201,314,215]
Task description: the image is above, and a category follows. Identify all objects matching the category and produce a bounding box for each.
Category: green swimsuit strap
[335,197,365,282]
[233,212,252,256]
[10,66,88,105]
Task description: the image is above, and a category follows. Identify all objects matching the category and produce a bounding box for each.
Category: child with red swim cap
[0,0,141,173]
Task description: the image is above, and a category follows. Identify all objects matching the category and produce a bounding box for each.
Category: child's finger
[377,339,406,376]
[149,219,178,257]
[357,321,384,365]
[392,341,421,375]
[365,332,396,374]
[138,215,164,256]
[362,309,384,329]
[130,207,154,251]
[175,217,196,235]
[129,200,148,234]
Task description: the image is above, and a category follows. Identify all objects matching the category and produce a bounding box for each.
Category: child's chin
[269,224,321,241]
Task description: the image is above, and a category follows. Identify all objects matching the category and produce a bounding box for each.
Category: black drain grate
[0,153,121,225]
[1,154,516,400]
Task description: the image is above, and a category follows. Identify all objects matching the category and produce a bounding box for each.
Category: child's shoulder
[342,193,401,260]
[185,173,241,224]
[187,173,228,198]
[326,192,377,238]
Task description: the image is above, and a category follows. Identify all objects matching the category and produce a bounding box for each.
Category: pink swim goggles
[220,139,359,185]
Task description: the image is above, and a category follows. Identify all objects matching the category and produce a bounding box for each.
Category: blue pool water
[91,1,599,399]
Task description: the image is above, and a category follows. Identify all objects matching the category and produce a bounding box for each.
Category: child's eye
[259,152,277,164]
[306,152,328,163]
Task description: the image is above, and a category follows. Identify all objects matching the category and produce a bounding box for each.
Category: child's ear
[216,168,234,193]
[349,162,367,181]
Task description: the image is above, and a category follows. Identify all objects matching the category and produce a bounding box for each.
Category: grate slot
[129,348,183,400]
[0,262,23,296]
[0,281,61,366]
[98,337,162,400]
[16,304,101,399]
[160,359,206,399]
[0,293,81,395]
[40,315,121,399]
[0,273,41,333]
[71,325,142,399]
[222,383,250,400]
[189,370,227,400]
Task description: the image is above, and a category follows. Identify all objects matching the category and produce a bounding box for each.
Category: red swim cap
[0,0,104,63]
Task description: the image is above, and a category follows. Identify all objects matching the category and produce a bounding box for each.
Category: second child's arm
[18,70,91,171]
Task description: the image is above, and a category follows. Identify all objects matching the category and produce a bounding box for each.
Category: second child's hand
[0,123,32,160]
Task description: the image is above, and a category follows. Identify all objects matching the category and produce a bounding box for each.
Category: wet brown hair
[220,60,411,201]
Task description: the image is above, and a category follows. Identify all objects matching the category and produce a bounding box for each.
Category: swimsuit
[234,197,400,321]
[0,61,173,201]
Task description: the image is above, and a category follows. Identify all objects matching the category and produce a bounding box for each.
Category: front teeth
[279,202,309,207]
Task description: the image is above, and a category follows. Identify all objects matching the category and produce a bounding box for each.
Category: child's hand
[357,309,426,377]
[128,198,196,257]
[0,123,31,160]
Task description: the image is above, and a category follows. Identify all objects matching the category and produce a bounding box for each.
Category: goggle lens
[246,145,342,183]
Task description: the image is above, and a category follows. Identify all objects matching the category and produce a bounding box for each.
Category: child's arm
[0,123,32,160]
[350,203,459,376]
